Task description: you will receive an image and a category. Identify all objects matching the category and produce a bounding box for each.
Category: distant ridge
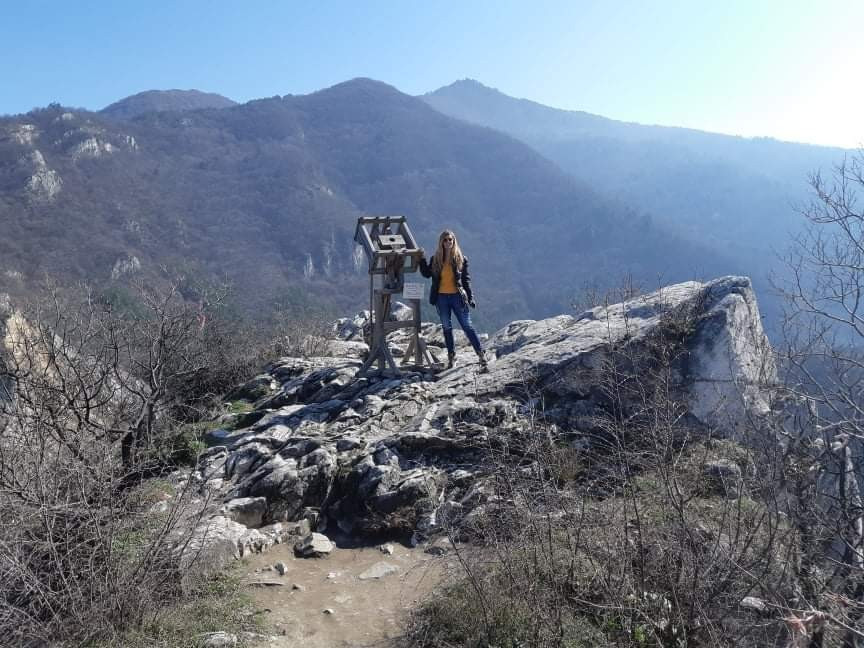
[0,77,731,329]
[424,79,845,161]
[100,89,237,120]
[425,79,620,140]
[423,78,850,330]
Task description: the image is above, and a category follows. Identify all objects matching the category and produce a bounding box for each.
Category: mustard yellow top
[439,262,458,294]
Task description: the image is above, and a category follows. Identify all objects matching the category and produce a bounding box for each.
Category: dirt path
[240,539,452,647]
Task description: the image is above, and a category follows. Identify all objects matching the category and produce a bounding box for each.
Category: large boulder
[192,277,778,542]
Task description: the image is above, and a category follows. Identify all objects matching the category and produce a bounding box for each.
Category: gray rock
[379,543,394,555]
[219,497,267,528]
[703,460,744,498]
[294,532,334,558]
[274,561,288,576]
[198,632,237,647]
[326,339,369,358]
[740,596,768,613]
[200,277,779,543]
[358,561,400,580]
[337,437,363,451]
[227,374,275,402]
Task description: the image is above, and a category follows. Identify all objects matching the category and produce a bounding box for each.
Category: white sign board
[402,282,424,300]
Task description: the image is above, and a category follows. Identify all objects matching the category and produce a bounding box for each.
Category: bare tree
[0,279,229,645]
[775,151,864,647]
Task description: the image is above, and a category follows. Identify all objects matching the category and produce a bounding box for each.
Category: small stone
[274,561,288,576]
[219,496,268,528]
[380,543,394,555]
[740,596,768,613]
[322,608,335,615]
[292,583,306,591]
[424,545,447,556]
[294,532,334,558]
[197,632,238,647]
[327,571,339,579]
[358,561,400,580]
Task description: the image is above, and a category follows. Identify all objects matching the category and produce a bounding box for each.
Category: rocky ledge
[186,276,778,564]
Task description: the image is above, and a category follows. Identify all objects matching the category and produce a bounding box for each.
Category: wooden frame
[353,216,439,376]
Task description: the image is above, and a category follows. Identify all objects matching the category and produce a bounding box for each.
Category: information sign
[402,282,424,299]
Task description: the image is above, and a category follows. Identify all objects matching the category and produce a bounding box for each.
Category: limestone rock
[219,497,267,528]
[110,255,141,280]
[198,632,237,647]
[195,277,779,543]
[358,561,399,580]
[181,516,308,573]
[24,150,62,202]
[294,532,334,558]
[739,596,768,613]
[70,136,115,161]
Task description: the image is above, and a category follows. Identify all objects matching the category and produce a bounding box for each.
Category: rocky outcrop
[111,255,141,280]
[22,150,62,202]
[70,136,115,160]
[190,276,778,548]
[8,124,39,145]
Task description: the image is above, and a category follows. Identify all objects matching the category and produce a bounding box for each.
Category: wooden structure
[353,216,438,376]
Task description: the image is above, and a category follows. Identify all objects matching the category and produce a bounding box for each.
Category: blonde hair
[432,229,464,273]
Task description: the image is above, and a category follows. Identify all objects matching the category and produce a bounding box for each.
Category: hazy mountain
[423,79,849,307]
[1,79,734,329]
[100,89,237,120]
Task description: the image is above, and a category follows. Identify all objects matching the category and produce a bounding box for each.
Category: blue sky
[2,0,862,148]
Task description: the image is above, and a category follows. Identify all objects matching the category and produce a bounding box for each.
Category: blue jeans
[436,293,483,356]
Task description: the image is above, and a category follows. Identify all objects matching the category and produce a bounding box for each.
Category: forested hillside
[1,78,734,329]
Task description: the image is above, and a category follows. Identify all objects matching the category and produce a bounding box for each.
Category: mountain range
[0,79,848,330]
[423,80,847,291]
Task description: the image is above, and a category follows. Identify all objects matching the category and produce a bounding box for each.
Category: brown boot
[447,353,456,369]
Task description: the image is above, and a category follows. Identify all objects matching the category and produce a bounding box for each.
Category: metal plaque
[402,282,424,299]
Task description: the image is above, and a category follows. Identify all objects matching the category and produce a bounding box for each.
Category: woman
[419,230,487,371]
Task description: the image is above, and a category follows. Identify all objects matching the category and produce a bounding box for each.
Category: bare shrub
[238,301,337,367]
[772,152,864,647]
[409,304,800,647]
[571,272,643,315]
[0,279,234,645]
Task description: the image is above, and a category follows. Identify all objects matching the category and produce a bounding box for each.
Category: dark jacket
[419,255,474,306]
